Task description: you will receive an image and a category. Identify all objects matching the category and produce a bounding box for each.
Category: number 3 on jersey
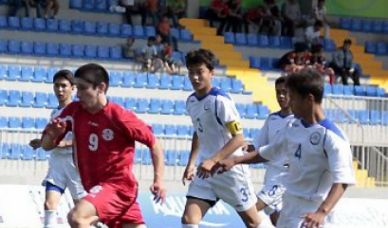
[294,143,301,159]
[88,133,98,151]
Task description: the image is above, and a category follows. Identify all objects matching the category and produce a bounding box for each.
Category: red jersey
[55,101,155,191]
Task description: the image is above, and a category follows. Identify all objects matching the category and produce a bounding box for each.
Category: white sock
[43,210,56,228]
[257,219,275,228]
[182,224,199,228]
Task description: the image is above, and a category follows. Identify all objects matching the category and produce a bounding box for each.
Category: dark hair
[343,38,352,45]
[147,36,156,42]
[314,20,323,27]
[275,76,287,86]
[286,69,324,103]
[185,49,217,71]
[53,69,74,85]
[74,63,109,92]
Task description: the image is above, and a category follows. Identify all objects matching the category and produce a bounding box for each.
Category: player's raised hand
[29,138,41,150]
[45,118,67,139]
[215,157,236,174]
[182,165,195,186]
[150,181,166,204]
[301,211,326,228]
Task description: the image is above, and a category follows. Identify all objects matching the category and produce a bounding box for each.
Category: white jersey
[253,112,294,186]
[259,118,355,202]
[50,107,72,155]
[186,87,244,164]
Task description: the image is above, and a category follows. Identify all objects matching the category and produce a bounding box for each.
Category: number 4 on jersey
[294,144,302,159]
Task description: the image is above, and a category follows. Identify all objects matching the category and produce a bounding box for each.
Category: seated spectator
[8,0,30,17]
[43,0,59,19]
[223,0,243,33]
[310,44,335,84]
[206,0,228,27]
[141,0,159,26]
[279,42,311,73]
[243,5,264,33]
[141,36,163,72]
[119,0,140,25]
[260,0,282,36]
[160,41,181,74]
[166,0,186,28]
[313,0,329,38]
[157,16,178,50]
[281,0,302,36]
[329,39,361,85]
[122,37,136,59]
[304,20,323,48]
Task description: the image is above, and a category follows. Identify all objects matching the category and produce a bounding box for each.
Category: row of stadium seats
[340,17,388,33]
[70,0,117,12]
[324,84,386,97]
[0,16,194,41]
[0,64,249,94]
[365,41,388,56]
[249,56,280,71]
[224,32,336,51]
[325,109,388,125]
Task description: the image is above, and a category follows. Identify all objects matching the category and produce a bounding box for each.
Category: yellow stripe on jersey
[226,121,243,135]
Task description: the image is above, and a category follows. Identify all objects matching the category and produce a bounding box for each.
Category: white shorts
[187,164,257,212]
[42,152,86,200]
[256,183,285,214]
[277,193,334,228]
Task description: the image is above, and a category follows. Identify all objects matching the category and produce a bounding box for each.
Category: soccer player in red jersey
[41,63,166,228]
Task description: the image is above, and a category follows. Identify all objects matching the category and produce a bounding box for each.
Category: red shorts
[84,183,144,227]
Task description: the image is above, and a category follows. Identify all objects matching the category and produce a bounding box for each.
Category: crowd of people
[8,0,59,19]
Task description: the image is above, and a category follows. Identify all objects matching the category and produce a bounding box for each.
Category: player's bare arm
[149,139,166,204]
[217,150,268,173]
[302,183,348,228]
[41,118,67,151]
[182,132,200,185]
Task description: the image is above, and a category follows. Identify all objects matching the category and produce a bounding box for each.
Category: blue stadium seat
[136,98,149,113]
[46,42,59,56]
[383,21,388,33]
[365,41,376,54]
[33,41,46,55]
[370,110,381,125]
[177,125,190,137]
[235,33,247,45]
[0,39,7,53]
[7,65,20,81]
[340,18,351,29]
[121,24,132,37]
[243,128,250,139]
[46,67,58,83]
[260,57,272,70]
[46,19,58,32]
[134,148,142,164]
[0,143,10,159]
[47,93,58,108]
[21,17,33,30]
[257,105,269,119]
[0,16,7,28]
[165,150,177,165]
[108,23,120,36]
[148,99,162,114]
[21,41,33,54]
[85,44,97,58]
[109,46,122,59]
[146,73,159,89]
[70,0,82,8]
[124,97,136,110]
[323,83,332,95]
[151,124,164,135]
[35,117,48,129]
[372,20,383,33]
[354,86,366,96]
[231,79,243,93]
[183,76,192,91]
[59,43,72,57]
[159,74,172,89]
[109,71,122,86]
[343,85,354,95]
[84,21,96,34]
[245,104,258,119]
[8,40,21,54]
[180,29,193,41]
[8,16,20,29]
[220,77,232,92]
[9,144,21,160]
[34,18,46,32]
[20,91,34,107]
[0,65,6,80]
[109,96,124,106]
[224,32,235,43]
[247,33,258,46]
[33,92,48,108]
[133,73,147,88]
[361,20,372,32]
[171,75,184,90]
[174,100,186,115]
[376,87,385,97]
[141,149,151,165]
[235,103,246,118]
[382,111,388,125]
[71,20,84,33]
[164,124,177,135]
[249,56,260,68]
[97,46,109,59]
[258,35,269,47]
[250,128,260,139]
[0,116,7,128]
[59,19,71,33]
[122,72,135,87]
[332,84,344,95]
[20,66,33,81]
[133,25,144,38]
[22,145,35,160]
[83,0,95,10]
[178,151,189,166]
[280,36,292,48]
[71,44,85,57]
[376,42,387,55]
[171,28,180,39]
[161,100,174,115]
[95,0,107,11]
[145,26,156,37]
[22,117,35,128]
[357,110,370,124]
[269,36,280,48]
[351,18,362,31]
[323,39,336,52]
[36,148,48,160]
[96,21,108,35]
[366,86,377,96]
[8,117,21,128]
[212,77,221,88]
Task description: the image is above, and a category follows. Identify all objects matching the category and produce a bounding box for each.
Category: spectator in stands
[281,0,302,36]
[160,41,181,74]
[329,39,361,85]
[313,0,329,38]
[279,42,311,73]
[310,44,336,84]
[8,0,30,17]
[40,63,166,228]
[206,0,228,28]
[223,0,243,33]
[29,70,86,228]
[119,0,140,25]
[43,0,59,19]
[141,36,163,72]
[122,37,136,59]
[166,0,186,28]
[304,20,323,48]
[157,15,178,50]
[32,0,45,18]
[243,5,264,33]
[260,0,282,36]
[141,0,159,26]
